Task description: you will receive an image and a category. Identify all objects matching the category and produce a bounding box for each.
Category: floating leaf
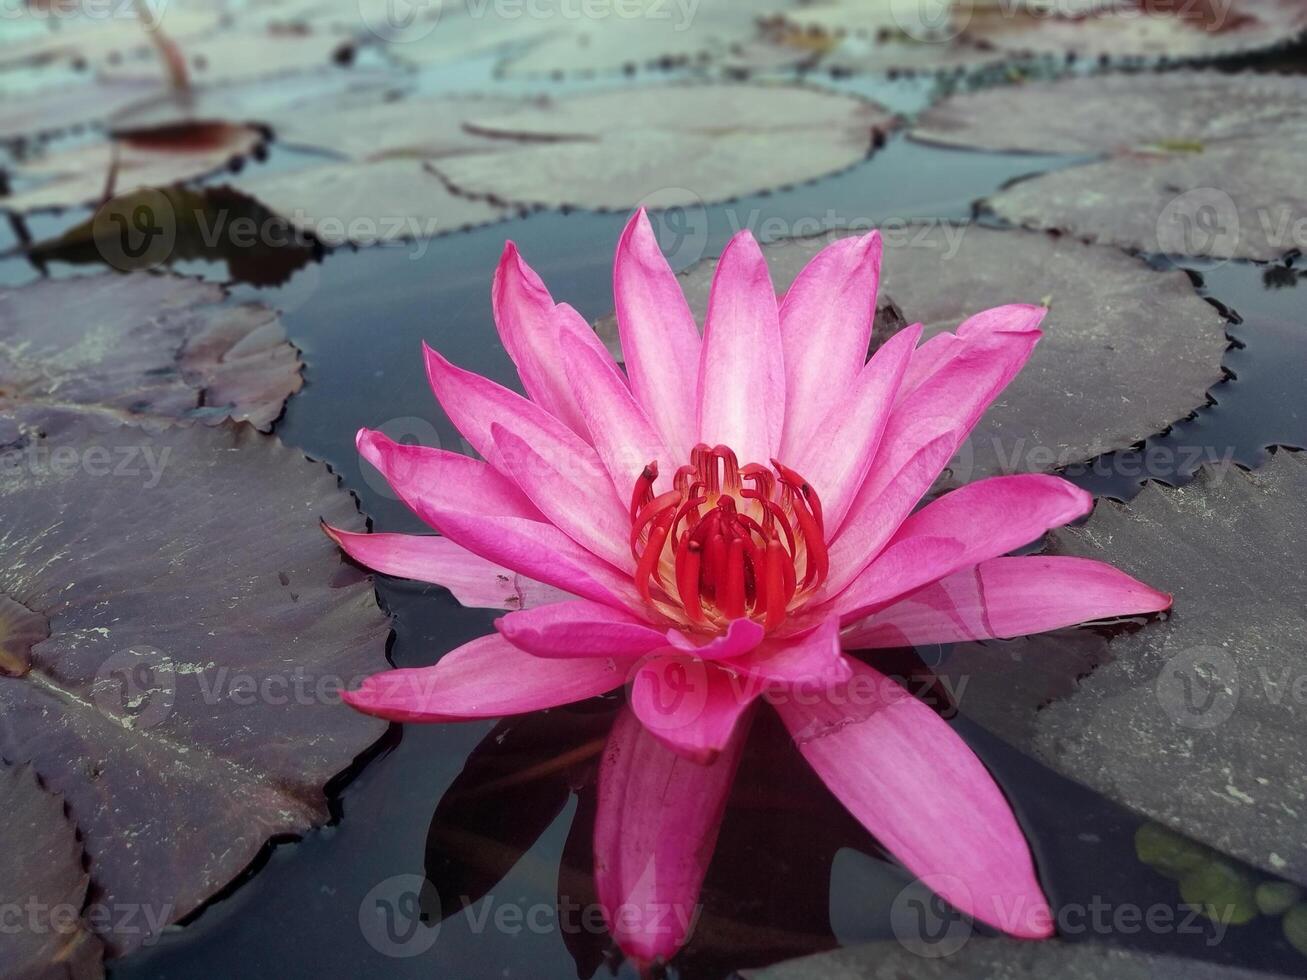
[0,763,103,979]
[225,158,512,246]
[1179,858,1259,925]
[1285,903,1307,956]
[942,451,1307,886]
[0,272,301,430]
[1136,822,1210,879]
[0,408,389,955]
[430,82,895,210]
[98,26,357,86]
[599,223,1227,480]
[745,936,1285,979]
[0,79,161,145]
[912,72,1307,260]
[270,92,536,162]
[1256,881,1301,916]
[1,122,265,214]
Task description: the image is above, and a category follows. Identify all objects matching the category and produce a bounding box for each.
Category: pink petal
[595,704,747,964]
[778,231,883,460]
[559,323,669,501]
[843,555,1172,648]
[698,230,784,465]
[773,658,1053,938]
[613,209,702,462]
[357,426,637,608]
[831,475,1091,623]
[343,633,636,722]
[732,615,851,688]
[356,428,540,522]
[791,322,922,531]
[489,422,633,572]
[835,306,1045,580]
[492,242,610,437]
[824,433,958,597]
[422,343,606,480]
[631,656,756,763]
[497,599,668,658]
[664,617,765,661]
[825,534,967,623]
[323,524,569,610]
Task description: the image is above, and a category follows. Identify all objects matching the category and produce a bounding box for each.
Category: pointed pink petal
[631,657,756,763]
[773,658,1053,938]
[778,231,883,459]
[732,615,851,688]
[824,433,957,597]
[489,422,632,572]
[358,429,638,609]
[423,343,607,480]
[343,633,636,723]
[595,704,747,964]
[559,323,669,501]
[357,428,541,521]
[613,209,702,462]
[834,305,1045,581]
[843,555,1172,648]
[698,230,784,464]
[825,534,967,623]
[323,524,569,610]
[492,242,607,437]
[497,599,668,658]
[830,475,1091,623]
[664,617,765,661]
[792,322,922,531]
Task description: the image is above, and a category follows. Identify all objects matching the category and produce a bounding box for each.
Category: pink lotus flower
[329,210,1171,965]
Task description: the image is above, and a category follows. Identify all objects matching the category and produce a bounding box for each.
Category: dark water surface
[7,65,1306,980]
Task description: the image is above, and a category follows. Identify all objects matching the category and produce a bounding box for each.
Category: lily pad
[745,937,1288,979]
[225,158,513,246]
[97,26,358,86]
[942,451,1307,885]
[270,92,535,162]
[0,272,301,430]
[430,82,896,210]
[0,408,390,955]
[0,763,103,979]
[912,72,1307,260]
[599,223,1228,480]
[1,122,266,214]
[0,79,161,145]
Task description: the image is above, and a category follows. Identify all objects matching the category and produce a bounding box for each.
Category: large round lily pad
[746,937,1286,979]
[0,763,103,979]
[225,158,513,246]
[430,82,896,210]
[941,450,1307,886]
[0,273,301,430]
[913,72,1307,260]
[0,407,390,955]
[599,223,1228,480]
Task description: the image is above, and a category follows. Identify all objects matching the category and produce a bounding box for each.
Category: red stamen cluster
[629,444,828,632]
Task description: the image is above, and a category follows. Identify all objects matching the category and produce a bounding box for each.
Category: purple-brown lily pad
[430,82,897,210]
[0,79,162,145]
[0,763,103,979]
[1,122,266,214]
[598,223,1227,481]
[912,71,1307,260]
[938,451,1307,886]
[0,272,301,430]
[98,26,358,86]
[0,407,390,956]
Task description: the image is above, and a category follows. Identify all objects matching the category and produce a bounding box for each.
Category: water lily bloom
[330,210,1171,964]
